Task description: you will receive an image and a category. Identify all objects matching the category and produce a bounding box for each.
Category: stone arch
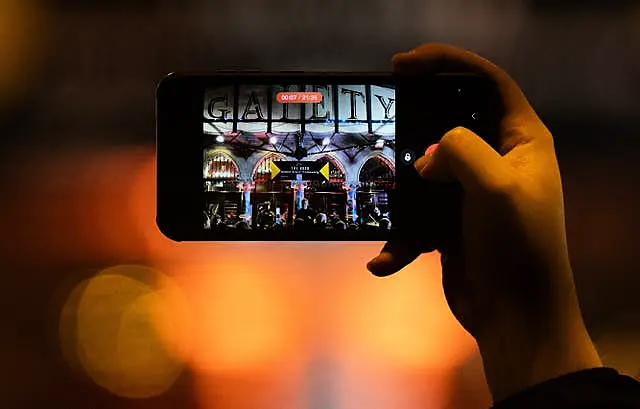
[330,151,358,186]
[357,153,395,183]
[252,152,288,181]
[315,153,346,180]
[203,150,240,179]
[355,153,394,218]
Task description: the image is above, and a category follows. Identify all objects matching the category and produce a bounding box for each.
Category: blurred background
[0,0,639,408]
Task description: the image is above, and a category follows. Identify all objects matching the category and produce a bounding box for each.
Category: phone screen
[201,83,396,237]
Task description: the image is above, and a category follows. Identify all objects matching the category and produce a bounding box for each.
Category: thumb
[415,126,508,194]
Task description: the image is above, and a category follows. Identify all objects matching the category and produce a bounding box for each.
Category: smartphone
[156,72,501,242]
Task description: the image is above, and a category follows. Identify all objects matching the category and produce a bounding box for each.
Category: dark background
[0,0,639,408]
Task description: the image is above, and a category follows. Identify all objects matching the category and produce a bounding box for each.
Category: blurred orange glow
[334,362,452,409]
[164,240,474,409]
[127,144,475,408]
[161,260,309,374]
[59,264,190,399]
[442,352,492,409]
[129,153,177,259]
[194,368,308,409]
[0,148,153,266]
[10,147,479,408]
[0,0,48,110]
[327,244,476,370]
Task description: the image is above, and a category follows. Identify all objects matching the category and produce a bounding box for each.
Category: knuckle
[440,127,469,148]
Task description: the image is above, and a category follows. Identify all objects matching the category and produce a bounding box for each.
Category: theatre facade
[202,83,395,226]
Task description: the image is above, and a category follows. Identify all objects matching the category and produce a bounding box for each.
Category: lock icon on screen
[400,149,415,165]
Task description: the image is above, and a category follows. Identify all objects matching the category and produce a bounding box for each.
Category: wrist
[476,311,602,403]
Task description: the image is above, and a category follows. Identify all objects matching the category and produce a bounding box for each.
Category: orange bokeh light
[58,265,190,399]
[325,243,477,370]
[159,257,310,374]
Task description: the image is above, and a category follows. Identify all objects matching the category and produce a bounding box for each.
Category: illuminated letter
[241,91,264,120]
[342,88,365,120]
[207,95,230,120]
[375,94,395,119]
[310,85,329,120]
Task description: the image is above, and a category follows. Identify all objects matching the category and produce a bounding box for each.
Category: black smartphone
[156,72,501,242]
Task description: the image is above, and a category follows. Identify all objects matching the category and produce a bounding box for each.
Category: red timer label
[276,92,323,104]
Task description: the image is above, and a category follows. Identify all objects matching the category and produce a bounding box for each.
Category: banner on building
[270,161,330,181]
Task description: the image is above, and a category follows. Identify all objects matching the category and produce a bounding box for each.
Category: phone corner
[155,72,179,95]
[155,216,183,243]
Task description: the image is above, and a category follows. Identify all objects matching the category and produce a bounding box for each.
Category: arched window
[314,155,346,187]
[359,155,394,190]
[305,155,348,218]
[253,153,286,183]
[356,155,394,223]
[204,152,240,192]
[252,153,287,193]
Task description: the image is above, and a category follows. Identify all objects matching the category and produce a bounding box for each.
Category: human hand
[367,43,600,401]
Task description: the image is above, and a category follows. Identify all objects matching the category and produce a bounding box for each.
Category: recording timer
[276,91,323,103]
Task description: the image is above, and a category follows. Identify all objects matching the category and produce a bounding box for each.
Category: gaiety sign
[203,84,395,125]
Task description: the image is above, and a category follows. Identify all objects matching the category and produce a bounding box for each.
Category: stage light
[322,137,331,146]
[375,139,384,149]
[215,135,224,143]
[269,136,277,145]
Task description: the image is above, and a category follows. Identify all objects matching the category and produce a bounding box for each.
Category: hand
[369,42,565,338]
[367,43,601,401]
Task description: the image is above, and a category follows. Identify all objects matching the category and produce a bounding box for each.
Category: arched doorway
[357,155,394,225]
[203,152,241,226]
[307,155,347,221]
[252,153,287,193]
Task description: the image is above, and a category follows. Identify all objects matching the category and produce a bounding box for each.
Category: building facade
[203,83,395,228]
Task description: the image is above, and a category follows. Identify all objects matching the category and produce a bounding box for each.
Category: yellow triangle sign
[270,161,280,179]
[319,162,330,181]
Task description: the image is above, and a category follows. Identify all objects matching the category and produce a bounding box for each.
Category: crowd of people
[203,198,392,233]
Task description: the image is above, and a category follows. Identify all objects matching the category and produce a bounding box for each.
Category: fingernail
[394,49,417,62]
[425,143,438,155]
